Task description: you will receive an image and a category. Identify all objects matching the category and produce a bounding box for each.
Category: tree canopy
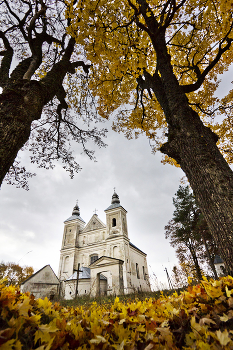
[0,261,34,286]
[165,184,218,282]
[66,0,233,157]
[0,0,107,189]
[66,0,233,274]
[1,0,233,273]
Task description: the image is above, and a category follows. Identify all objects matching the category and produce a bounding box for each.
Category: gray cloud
[0,124,184,289]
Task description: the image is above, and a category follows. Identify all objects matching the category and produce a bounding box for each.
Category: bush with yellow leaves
[1,276,233,349]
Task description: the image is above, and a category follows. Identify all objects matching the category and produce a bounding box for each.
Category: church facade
[58,191,151,299]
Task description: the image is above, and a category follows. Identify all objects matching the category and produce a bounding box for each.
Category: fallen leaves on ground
[1,276,233,349]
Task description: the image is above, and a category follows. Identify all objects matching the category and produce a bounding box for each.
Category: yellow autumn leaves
[1,276,233,349]
[63,0,233,166]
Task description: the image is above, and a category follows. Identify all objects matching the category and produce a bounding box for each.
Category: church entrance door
[89,256,124,297]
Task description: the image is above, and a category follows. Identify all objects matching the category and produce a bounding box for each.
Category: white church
[21,191,151,299]
[58,191,151,298]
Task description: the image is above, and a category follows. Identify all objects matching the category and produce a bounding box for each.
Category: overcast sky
[0,67,232,291]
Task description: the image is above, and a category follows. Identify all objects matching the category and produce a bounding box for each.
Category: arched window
[90,254,98,264]
[63,256,69,272]
[142,266,146,280]
[113,246,118,258]
[136,263,140,279]
[112,218,116,227]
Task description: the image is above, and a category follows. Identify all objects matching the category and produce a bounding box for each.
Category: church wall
[64,279,91,299]
[64,279,107,299]
[90,262,123,297]
[129,247,150,292]
[58,193,151,297]
[78,229,106,247]
[59,249,76,281]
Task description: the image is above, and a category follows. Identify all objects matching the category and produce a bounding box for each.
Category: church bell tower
[58,202,85,281]
[105,190,128,238]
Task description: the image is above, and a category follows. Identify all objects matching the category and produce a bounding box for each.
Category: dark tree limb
[0,31,13,87]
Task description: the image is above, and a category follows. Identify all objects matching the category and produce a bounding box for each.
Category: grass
[58,288,185,309]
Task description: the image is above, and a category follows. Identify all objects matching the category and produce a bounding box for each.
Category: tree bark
[0,80,45,185]
[150,32,233,275]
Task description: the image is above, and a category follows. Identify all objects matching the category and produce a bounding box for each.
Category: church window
[142,266,146,280]
[123,218,126,232]
[90,254,98,264]
[112,218,116,227]
[113,246,118,258]
[63,256,69,273]
[136,263,140,279]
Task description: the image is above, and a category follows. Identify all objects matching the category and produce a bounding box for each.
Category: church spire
[72,200,80,216]
[111,189,120,205]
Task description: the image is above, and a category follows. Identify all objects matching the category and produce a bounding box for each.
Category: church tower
[105,191,132,291]
[105,190,128,238]
[58,202,85,281]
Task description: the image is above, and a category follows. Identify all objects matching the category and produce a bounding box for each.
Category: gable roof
[21,265,59,285]
[89,256,124,268]
[214,255,224,264]
[82,214,106,233]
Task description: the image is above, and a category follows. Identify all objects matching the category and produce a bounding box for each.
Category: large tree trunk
[151,33,233,275]
[0,80,44,185]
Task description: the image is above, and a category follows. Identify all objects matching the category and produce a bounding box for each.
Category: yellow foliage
[63,0,233,166]
[1,277,233,349]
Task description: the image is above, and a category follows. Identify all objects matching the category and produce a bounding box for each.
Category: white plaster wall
[64,279,91,299]
[215,263,225,277]
[64,279,107,299]
[21,265,59,299]
[129,247,150,292]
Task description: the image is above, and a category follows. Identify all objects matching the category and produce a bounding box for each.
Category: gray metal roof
[105,203,127,211]
[214,255,224,264]
[66,267,107,281]
[129,242,146,255]
[64,214,85,223]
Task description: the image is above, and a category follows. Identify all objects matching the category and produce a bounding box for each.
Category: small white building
[214,255,225,277]
[20,265,59,299]
[58,191,151,298]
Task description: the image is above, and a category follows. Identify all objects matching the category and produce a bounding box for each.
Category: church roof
[64,201,85,223]
[105,190,127,212]
[129,242,146,255]
[64,214,85,223]
[66,267,107,281]
[105,203,127,211]
[214,255,224,264]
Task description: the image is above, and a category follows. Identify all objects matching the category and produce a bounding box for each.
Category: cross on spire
[76,199,79,206]
[93,208,98,215]
[113,187,116,192]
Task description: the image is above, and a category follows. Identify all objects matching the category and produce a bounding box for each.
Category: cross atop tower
[93,208,98,215]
